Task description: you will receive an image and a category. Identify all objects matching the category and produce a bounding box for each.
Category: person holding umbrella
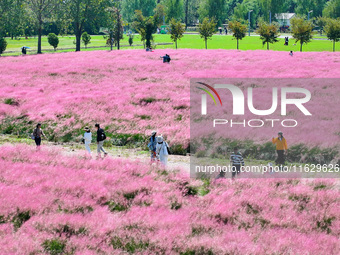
[21,46,30,55]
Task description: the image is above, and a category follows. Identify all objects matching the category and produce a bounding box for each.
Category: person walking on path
[83,127,92,155]
[148,130,157,161]
[156,135,170,166]
[230,147,244,179]
[32,123,46,150]
[272,131,288,165]
[95,123,108,158]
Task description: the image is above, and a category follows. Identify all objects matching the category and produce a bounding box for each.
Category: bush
[128,34,133,46]
[47,33,59,51]
[42,239,66,255]
[0,37,7,55]
[82,32,91,49]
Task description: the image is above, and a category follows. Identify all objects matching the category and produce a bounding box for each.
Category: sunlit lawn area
[2,33,339,56]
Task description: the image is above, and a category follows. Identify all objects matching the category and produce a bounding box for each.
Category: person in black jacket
[95,123,108,158]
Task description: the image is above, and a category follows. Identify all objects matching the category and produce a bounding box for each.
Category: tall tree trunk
[205,39,207,49]
[185,0,189,29]
[117,9,121,50]
[300,42,303,52]
[176,40,177,49]
[76,32,81,51]
[237,39,239,50]
[333,40,335,52]
[37,17,42,54]
[267,42,269,50]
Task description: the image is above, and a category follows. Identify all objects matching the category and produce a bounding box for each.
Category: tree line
[0,0,340,55]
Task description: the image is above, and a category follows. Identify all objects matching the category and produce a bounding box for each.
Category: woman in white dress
[83,127,92,154]
[155,136,169,166]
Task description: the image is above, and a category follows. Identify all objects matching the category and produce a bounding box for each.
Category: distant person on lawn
[148,130,157,161]
[156,135,170,166]
[95,123,108,158]
[230,147,245,179]
[83,127,92,155]
[272,131,288,165]
[289,51,293,57]
[33,123,46,150]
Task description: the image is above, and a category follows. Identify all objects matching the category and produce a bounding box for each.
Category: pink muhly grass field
[1,50,340,148]
[0,144,339,254]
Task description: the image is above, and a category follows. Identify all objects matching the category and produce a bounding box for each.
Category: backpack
[99,129,106,141]
[101,130,107,141]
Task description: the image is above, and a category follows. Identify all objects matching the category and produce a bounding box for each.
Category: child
[230,147,244,179]
[289,51,293,57]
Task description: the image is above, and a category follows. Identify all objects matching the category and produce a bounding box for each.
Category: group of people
[218,27,228,35]
[216,131,288,179]
[32,123,109,158]
[32,123,287,173]
[148,130,170,166]
[284,37,289,46]
[82,124,108,158]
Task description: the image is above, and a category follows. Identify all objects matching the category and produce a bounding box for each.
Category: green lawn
[2,33,340,56]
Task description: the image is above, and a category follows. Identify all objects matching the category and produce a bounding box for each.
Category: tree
[229,20,247,50]
[256,20,279,50]
[107,5,124,50]
[0,0,26,39]
[48,33,59,50]
[291,16,314,52]
[294,0,328,18]
[66,0,103,52]
[0,37,7,56]
[323,0,340,19]
[132,10,158,48]
[81,32,91,48]
[199,0,225,27]
[128,34,133,46]
[324,18,340,52]
[316,16,328,35]
[198,17,216,49]
[165,0,184,22]
[169,18,185,49]
[121,0,157,23]
[183,0,200,29]
[26,0,59,54]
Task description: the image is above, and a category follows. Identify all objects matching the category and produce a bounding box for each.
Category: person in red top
[272,131,288,165]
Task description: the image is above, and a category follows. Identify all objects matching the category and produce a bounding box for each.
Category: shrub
[47,33,59,51]
[4,98,19,106]
[128,34,133,46]
[42,239,66,255]
[82,32,91,49]
[0,37,7,55]
[12,210,31,230]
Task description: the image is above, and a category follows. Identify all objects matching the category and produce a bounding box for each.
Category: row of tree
[0,1,340,55]
[1,1,340,40]
[197,16,340,52]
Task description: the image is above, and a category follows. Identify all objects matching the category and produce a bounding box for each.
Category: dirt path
[0,135,191,172]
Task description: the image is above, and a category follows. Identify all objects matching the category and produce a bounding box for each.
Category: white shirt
[84,132,92,144]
